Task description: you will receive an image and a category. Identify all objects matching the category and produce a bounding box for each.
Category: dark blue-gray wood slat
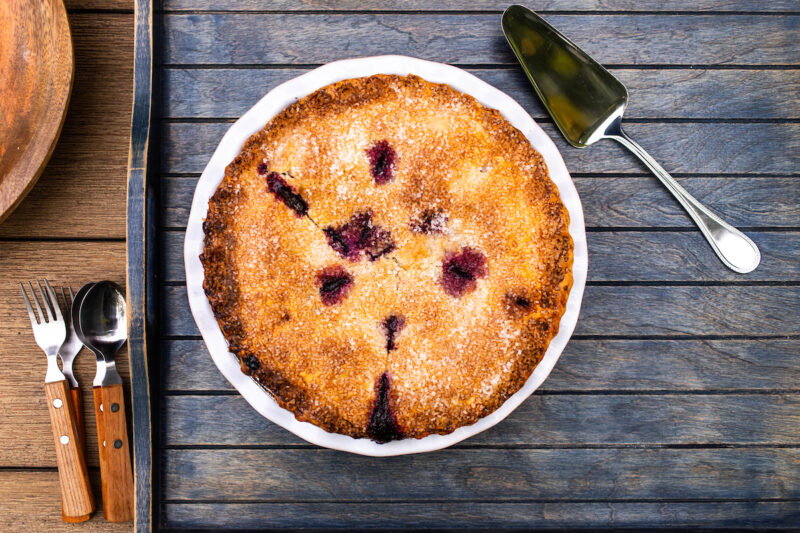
[160,177,800,229]
[161,122,800,174]
[128,0,154,532]
[162,338,800,392]
[162,0,800,11]
[163,68,800,120]
[162,14,800,65]
[164,501,800,530]
[154,5,800,531]
[163,394,800,446]
[160,285,800,337]
[163,448,800,500]
[161,229,800,282]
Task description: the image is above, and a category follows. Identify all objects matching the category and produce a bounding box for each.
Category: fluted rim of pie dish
[184,55,588,457]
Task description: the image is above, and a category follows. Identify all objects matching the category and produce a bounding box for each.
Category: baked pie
[201,74,573,442]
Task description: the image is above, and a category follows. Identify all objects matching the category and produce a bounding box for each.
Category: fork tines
[20,280,64,325]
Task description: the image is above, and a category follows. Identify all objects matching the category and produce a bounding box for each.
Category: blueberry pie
[201,74,573,442]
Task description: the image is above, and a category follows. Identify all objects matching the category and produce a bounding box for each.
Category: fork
[58,286,86,445]
[21,280,95,523]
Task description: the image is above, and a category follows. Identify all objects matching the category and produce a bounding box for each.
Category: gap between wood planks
[160,117,800,124]
[161,389,800,396]
[160,497,800,504]
[160,63,800,70]
[157,10,800,16]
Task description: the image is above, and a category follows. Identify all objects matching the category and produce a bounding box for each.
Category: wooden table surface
[0,0,134,531]
[2,1,799,531]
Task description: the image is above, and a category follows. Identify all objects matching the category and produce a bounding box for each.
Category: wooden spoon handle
[45,380,95,522]
[93,384,134,522]
[69,385,85,446]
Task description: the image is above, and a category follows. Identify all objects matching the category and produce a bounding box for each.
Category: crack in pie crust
[201,74,573,442]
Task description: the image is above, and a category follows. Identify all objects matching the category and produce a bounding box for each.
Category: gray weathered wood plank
[160,285,800,337]
[163,68,800,120]
[161,122,800,175]
[163,501,800,530]
[163,448,800,500]
[161,338,800,392]
[160,177,800,230]
[162,394,800,446]
[152,5,800,529]
[161,0,800,11]
[160,230,800,283]
[163,14,800,65]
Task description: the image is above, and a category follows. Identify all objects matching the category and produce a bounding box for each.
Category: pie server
[502,5,760,274]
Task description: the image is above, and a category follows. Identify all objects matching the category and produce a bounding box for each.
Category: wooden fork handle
[69,386,85,446]
[93,384,134,522]
[45,380,95,522]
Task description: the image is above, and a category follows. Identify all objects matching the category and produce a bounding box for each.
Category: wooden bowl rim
[0,0,75,224]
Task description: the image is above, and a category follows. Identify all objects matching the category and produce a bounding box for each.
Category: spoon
[78,281,134,522]
[71,283,99,377]
[502,5,761,274]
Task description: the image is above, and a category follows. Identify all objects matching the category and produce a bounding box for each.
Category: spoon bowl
[79,281,127,355]
[71,282,95,344]
[78,281,126,386]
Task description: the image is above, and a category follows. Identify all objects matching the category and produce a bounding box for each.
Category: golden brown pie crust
[201,74,573,441]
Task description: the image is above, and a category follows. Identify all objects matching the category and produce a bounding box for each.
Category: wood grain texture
[0,241,129,468]
[65,0,131,9]
[93,384,134,522]
[163,14,800,65]
[30,2,797,530]
[69,386,85,450]
[0,471,132,533]
[161,176,800,230]
[161,230,800,282]
[163,448,800,501]
[163,393,800,446]
[163,68,800,120]
[161,0,800,11]
[163,501,800,530]
[160,285,800,337]
[0,0,74,224]
[161,122,800,175]
[45,379,95,522]
[0,14,132,239]
[161,338,800,392]
[126,0,154,530]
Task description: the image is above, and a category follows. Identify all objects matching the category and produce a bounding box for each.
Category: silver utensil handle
[606,125,760,274]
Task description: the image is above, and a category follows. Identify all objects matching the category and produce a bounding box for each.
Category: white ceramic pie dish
[184,55,588,457]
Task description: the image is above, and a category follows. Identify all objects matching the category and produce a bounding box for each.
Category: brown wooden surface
[0,14,132,239]
[0,0,73,224]
[0,2,134,529]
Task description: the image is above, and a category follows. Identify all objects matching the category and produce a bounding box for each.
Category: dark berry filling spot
[324,210,396,262]
[410,208,448,234]
[243,355,261,372]
[367,372,403,443]
[364,227,396,261]
[381,315,406,352]
[366,140,396,185]
[256,161,269,176]
[441,247,488,297]
[316,265,353,306]
[509,294,531,309]
[266,172,308,217]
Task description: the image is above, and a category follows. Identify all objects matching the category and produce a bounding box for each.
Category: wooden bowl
[0,0,73,224]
